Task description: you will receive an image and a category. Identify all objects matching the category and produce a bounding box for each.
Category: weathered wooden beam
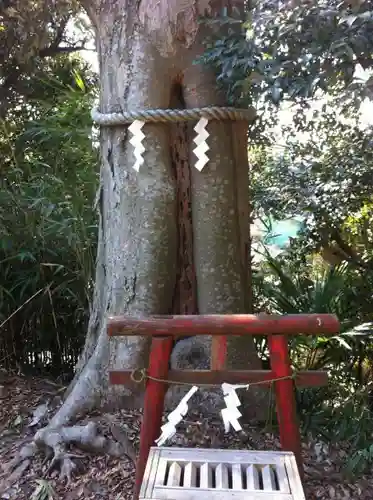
[107,313,339,337]
[109,369,328,388]
[134,337,173,499]
[269,334,303,476]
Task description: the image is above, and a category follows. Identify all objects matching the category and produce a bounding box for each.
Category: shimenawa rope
[130,368,297,388]
[91,106,255,126]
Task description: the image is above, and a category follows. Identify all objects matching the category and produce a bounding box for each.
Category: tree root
[5,421,136,485]
[2,332,138,486]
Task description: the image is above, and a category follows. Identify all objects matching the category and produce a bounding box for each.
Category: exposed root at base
[4,421,136,485]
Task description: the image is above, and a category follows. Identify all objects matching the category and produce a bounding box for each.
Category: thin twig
[0,287,45,330]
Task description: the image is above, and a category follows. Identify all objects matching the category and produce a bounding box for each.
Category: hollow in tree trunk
[9,0,267,483]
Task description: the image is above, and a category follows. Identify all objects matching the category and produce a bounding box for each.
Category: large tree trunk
[10,0,265,482]
[69,0,261,412]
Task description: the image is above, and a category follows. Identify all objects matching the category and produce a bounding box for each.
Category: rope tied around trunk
[91,106,256,126]
[129,367,297,388]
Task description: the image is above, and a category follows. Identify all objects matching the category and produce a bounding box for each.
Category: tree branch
[79,0,99,30]
[330,229,370,270]
[38,45,89,57]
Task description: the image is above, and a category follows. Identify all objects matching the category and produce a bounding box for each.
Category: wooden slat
[109,369,328,388]
[150,488,293,499]
[156,448,295,464]
[231,463,243,490]
[276,462,291,493]
[184,462,197,487]
[262,465,276,491]
[167,462,182,487]
[285,455,306,500]
[108,313,339,337]
[139,446,158,499]
[246,464,260,490]
[215,463,229,489]
[154,456,169,487]
[200,463,212,488]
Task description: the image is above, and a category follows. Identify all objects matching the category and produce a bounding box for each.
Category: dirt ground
[0,372,372,500]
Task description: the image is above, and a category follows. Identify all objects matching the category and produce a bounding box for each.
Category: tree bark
[10,0,266,483]
[61,0,264,412]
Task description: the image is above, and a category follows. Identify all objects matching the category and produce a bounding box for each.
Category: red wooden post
[268,334,303,478]
[211,336,227,370]
[134,336,173,499]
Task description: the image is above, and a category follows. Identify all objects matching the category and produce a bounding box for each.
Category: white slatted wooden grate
[140,447,306,499]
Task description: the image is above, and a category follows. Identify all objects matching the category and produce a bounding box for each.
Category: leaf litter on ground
[0,371,372,499]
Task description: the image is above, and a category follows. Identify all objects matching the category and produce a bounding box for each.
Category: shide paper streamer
[221,383,250,433]
[129,120,146,172]
[193,117,210,171]
[155,382,251,446]
[155,386,199,446]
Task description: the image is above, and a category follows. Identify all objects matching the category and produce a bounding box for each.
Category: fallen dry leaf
[0,372,372,500]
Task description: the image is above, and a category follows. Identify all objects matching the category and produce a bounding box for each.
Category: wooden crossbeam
[107,313,339,337]
[109,369,328,388]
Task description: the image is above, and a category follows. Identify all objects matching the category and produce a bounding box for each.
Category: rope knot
[130,368,147,384]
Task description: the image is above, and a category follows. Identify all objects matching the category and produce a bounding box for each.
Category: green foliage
[251,103,373,274]
[258,254,372,367]
[249,91,373,473]
[201,1,373,108]
[200,1,373,473]
[0,59,98,377]
[256,252,373,473]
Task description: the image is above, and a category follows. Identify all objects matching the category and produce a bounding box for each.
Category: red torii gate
[107,313,340,497]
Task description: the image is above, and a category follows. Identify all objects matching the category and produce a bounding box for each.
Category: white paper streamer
[129,120,145,172]
[221,383,250,433]
[193,117,209,171]
[155,386,199,446]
